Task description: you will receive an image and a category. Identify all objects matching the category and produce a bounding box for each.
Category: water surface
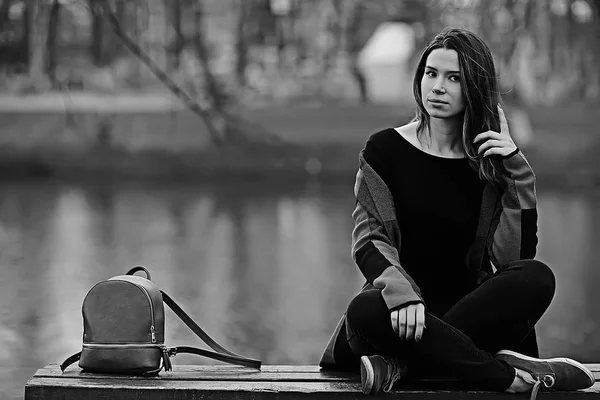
[0,179,598,399]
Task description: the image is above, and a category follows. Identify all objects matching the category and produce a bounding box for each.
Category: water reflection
[0,180,598,399]
[537,190,600,359]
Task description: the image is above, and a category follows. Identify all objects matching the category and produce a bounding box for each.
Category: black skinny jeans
[345,259,556,391]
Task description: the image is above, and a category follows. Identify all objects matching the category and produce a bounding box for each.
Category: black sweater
[321,126,538,368]
[363,128,486,315]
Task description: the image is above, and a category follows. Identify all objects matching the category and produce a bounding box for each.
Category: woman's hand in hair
[473,104,518,157]
[391,303,426,342]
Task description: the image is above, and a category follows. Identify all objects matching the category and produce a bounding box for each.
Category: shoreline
[0,100,598,188]
[0,143,598,190]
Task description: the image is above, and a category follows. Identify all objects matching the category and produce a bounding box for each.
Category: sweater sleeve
[351,133,424,310]
[489,149,538,269]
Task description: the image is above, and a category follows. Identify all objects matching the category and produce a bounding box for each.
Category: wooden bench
[25,364,600,399]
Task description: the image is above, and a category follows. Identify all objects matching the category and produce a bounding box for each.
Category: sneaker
[360,355,407,395]
[495,349,595,393]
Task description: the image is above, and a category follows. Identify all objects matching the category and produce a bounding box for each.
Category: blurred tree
[164,0,182,70]
[26,0,50,88]
[0,0,13,31]
[234,0,250,87]
[191,0,228,140]
[343,0,368,103]
[47,0,60,84]
[0,0,29,68]
[104,0,229,143]
[192,0,224,113]
[90,0,105,64]
[1,0,598,104]
[90,0,123,66]
[593,0,600,17]
[429,0,600,104]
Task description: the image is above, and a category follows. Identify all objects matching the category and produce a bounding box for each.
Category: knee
[521,260,556,303]
[346,289,389,335]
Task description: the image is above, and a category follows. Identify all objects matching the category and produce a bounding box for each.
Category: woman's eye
[425,71,436,78]
[449,75,460,82]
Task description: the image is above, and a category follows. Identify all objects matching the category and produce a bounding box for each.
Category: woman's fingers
[398,307,407,340]
[483,147,509,157]
[498,104,510,137]
[472,106,516,157]
[392,304,426,341]
[473,131,504,143]
[476,139,504,154]
[474,131,517,157]
[415,304,425,342]
[390,310,399,334]
[405,305,416,340]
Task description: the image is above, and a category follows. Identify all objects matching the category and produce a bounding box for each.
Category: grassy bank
[0,100,598,186]
[0,141,361,182]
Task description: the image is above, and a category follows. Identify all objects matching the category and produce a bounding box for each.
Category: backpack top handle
[126,265,152,281]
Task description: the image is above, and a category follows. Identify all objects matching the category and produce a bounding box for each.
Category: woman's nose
[432,78,445,94]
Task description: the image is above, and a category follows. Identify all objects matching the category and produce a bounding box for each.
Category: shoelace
[528,375,555,400]
[381,358,403,392]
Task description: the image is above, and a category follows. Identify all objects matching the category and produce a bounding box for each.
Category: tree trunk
[193,0,225,113]
[477,0,494,43]
[165,0,182,71]
[593,0,600,19]
[324,0,341,71]
[90,0,103,64]
[90,0,122,66]
[0,0,13,32]
[27,0,50,87]
[47,0,60,85]
[192,0,229,141]
[344,1,368,103]
[593,0,600,83]
[234,0,249,87]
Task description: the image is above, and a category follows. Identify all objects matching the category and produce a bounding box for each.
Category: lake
[1,178,599,399]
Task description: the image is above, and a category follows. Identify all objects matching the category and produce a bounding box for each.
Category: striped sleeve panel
[351,157,423,310]
[490,150,538,268]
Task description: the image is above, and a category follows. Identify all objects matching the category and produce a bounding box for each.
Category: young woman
[319,27,595,398]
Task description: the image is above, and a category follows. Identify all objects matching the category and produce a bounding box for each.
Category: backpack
[60,266,261,375]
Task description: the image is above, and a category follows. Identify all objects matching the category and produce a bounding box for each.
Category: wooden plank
[25,364,600,400]
[34,363,600,381]
[36,364,325,374]
[23,378,600,400]
[34,364,356,382]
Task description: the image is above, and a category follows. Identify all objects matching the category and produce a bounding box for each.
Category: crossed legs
[345,259,556,391]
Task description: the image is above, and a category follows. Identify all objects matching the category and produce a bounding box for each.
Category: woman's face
[420,48,465,119]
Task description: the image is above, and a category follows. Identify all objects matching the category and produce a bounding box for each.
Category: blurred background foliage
[0,0,598,179]
[1,0,599,107]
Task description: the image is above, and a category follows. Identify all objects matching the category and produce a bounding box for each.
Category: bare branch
[102,2,224,144]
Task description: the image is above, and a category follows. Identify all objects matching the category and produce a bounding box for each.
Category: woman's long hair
[412,27,504,186]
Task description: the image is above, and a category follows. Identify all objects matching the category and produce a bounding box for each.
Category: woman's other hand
[473,104,518,157]
[391,303,426,342]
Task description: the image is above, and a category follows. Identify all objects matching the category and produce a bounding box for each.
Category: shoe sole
[496,350,595,389]
[360,356,375,395]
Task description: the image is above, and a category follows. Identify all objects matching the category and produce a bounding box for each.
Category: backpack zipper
[83,343,171,371]
[139,285,156,343]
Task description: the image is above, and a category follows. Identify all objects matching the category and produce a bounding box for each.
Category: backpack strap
[60,352,81,372]
[126,265,152,280]
[161,291,261,369]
